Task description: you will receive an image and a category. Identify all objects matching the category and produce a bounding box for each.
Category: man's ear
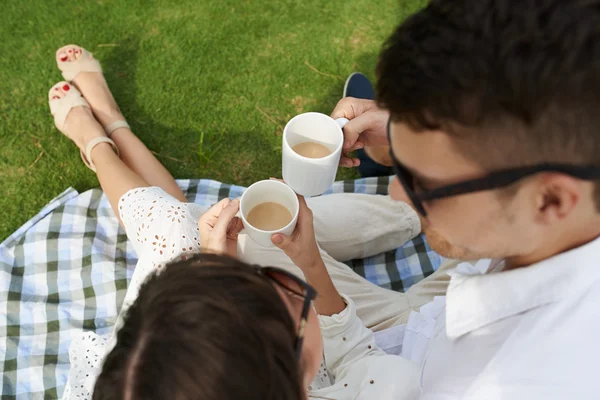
[534,174,581,224]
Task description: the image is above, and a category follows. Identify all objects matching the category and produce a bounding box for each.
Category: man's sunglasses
[387,118,600,217]
[251,265,317,360]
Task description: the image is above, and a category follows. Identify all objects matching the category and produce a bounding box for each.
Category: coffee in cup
[282,112,349,196]
[240,180,299,247]
[291,142,332,159]
[246,202,293,231]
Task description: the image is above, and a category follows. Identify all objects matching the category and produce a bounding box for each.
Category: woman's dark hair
[93,253,303,400]
[377,0,600,207]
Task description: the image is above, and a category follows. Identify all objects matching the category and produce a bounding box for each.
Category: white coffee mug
[239,180,300,247]
[282,112,349,196]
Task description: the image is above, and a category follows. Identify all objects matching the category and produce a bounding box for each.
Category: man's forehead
[389,121,484,181]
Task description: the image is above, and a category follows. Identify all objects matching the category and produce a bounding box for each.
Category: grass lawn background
[0,0,425,241]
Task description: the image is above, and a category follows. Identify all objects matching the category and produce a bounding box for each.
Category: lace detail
[117,187,204,318]
[119,187,201,254]
[63,187,204,399]
[62,332,110,399]
[308,358,334,391]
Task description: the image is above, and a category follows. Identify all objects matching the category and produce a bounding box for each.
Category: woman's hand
[271,194,346,316]
[271,195,322,271]
[198,198,244,257]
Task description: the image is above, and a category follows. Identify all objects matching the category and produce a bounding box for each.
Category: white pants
[238,193,457,331]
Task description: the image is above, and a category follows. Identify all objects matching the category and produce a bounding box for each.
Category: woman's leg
[57,46,186,202]
[93,143,150,209]
[109,127,187,203]
[50,86,149,218]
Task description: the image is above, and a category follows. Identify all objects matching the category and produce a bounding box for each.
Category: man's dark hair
[93,254,303,400]
[377,0,600,207]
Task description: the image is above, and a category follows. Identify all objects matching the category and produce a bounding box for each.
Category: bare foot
[49,82,107,153]
[56,45,126,131]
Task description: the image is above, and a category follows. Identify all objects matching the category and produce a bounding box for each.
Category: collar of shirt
[445,236,600,339]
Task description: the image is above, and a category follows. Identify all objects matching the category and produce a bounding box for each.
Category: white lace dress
[62,187,208,399]
[62,186,435,399]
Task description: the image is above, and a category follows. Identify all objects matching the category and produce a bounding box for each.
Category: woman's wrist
[295,250,326,271]
[314,290,346,316]
[301,259,346,316]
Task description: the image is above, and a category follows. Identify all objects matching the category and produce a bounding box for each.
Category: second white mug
[282,112,349,196]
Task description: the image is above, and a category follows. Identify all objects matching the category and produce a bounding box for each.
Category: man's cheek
[424,228,453,253]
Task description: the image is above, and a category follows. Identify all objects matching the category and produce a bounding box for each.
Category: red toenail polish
[60,56,68,61]
[68,49,72,53]
[54,87,59,91]
[52,96,59,99]
[63,84,70,91]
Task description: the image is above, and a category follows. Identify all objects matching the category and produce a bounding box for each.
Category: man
[332,0,600,397]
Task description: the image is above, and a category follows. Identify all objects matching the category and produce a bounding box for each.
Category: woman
[93,235,421,399]
[50,45,450,399]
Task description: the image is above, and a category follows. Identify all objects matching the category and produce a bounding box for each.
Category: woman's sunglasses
[251,265,317,360]
[386,117,600,217]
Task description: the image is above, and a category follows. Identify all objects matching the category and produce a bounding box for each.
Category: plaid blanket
[0,177,442,400]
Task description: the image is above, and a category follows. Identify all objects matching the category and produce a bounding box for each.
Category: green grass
[0,0,425,241]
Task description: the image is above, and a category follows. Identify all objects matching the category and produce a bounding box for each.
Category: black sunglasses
[387,118,600,216]
[251,265,317,360]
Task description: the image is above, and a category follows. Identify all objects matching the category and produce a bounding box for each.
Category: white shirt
[311,295,421,400]
[421,237,600,399]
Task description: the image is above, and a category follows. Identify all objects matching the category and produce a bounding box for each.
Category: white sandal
[56,44,130,136]
[48,82,120,172]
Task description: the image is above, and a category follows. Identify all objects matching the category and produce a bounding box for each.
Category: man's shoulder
[462,290,600,398]
[487,281,600,375]
[423,273,600,399]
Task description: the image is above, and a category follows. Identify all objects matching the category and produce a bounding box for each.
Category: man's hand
[330,97,390,167]
[198,198,244,257]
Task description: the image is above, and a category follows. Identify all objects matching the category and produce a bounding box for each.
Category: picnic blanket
[0,176,442,400]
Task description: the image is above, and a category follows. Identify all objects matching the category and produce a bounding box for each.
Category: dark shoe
[343,72,393,177]
[343,72,375,100]
[355,148,392,177]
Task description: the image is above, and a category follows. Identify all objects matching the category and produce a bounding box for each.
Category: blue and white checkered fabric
[0,177,441,399]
